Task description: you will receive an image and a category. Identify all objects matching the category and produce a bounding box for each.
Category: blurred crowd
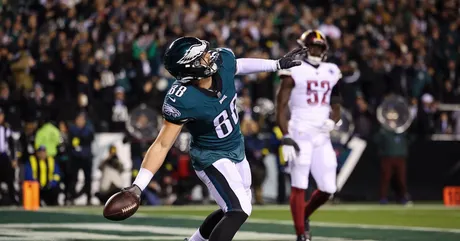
[1,0,460,206]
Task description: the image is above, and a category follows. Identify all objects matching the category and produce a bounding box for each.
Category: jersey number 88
[213,95,238,139]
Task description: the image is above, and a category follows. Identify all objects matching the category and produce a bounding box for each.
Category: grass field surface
[0,204,459,241]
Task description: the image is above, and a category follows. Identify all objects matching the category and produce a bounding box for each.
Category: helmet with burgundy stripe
[297,30,328,65]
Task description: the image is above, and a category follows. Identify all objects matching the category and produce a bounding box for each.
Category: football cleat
[296,234,307,241]
[305,218,312,241]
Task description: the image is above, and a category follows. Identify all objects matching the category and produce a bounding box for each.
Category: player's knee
[318,184,336,195]
[242,202,252,216]
[227,210,249,224]
[227,205,251,217]
[291,180,309,190]
[239,192,252,216]
[228,197,252,216]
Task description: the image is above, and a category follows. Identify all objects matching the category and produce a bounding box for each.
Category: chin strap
[306,56,322,65]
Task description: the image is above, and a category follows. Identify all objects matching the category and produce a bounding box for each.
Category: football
[103,190,140,221]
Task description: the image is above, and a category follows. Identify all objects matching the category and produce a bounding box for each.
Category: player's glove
[122,184,142,199]
[276,48,307,70]
[320,119,336,133]
[281,134,300,162]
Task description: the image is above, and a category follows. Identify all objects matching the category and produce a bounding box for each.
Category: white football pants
[195,158,252,216]
[289,127,337,194]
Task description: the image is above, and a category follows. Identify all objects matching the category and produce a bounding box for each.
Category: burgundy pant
[380,157,407,200]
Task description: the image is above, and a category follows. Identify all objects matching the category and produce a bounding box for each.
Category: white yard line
[0,223,375,241]
[3,205,459,235]
[24,207,460,234]
[142,213,460,234]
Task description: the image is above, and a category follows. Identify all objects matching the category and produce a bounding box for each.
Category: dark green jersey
[162,48,244,170]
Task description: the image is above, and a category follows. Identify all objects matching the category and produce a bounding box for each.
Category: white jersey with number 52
[279,61,342,130]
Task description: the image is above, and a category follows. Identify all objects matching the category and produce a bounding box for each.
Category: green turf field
[0,204,459,241]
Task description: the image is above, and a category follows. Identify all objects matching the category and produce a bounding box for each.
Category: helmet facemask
[306,43,327,65]
[177,41,220,83]
[200,48,219,77]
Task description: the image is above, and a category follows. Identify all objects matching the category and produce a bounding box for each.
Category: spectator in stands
[133,51,154,93]
[374,127,412,205]
[75,44,94,97]
[411,60,433,100]
[319,16,341,40]
[143,178,162,206]
[22,83,52,123]
[414,93,437,138]
[94,57,116,104]
[353,95,375,140]
[0,82,21,129]
[0,109,18,205]
[363,56,387,108]
[452,111,460,135]
[24,145,61,206]
[0,45,10,81]
[19,121,38,166]
[441,80,459,104]
[436,112,454,134]
[9,37,34,92]
[268,125,287,204]
[34,121,60,158]
[124,113,156,182]
[33,49,58,99]
[68,112,94,205]
[241,114,266,205]
[109,86,129,132]
[75,93,99,130]
[55,121,71,204]
[446,60,458,89]
[95,145,124,204]
[166,134,194,205]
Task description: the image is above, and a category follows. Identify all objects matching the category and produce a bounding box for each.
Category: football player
[276,30,342,241]
[120,37,305,241]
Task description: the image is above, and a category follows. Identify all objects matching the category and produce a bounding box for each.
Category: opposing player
[276,30,342,241]
[115,37,304,241]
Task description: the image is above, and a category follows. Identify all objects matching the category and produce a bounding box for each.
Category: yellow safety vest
[29,156,60,188]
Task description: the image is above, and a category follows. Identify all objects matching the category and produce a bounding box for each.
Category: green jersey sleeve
[217,48,237,75]
[162,85,196,124]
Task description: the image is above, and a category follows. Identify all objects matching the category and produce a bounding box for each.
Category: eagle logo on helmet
[177,42,207,64]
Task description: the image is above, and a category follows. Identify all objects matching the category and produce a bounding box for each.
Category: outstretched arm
[235,58,278,75]
[133,120,183,190]
[235,48,306,75]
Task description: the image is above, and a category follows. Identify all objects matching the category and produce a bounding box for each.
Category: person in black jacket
[0,109,18,205]
[67,112,94,205]
[55,121,71,204]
